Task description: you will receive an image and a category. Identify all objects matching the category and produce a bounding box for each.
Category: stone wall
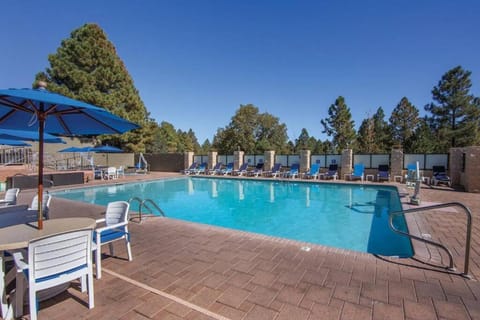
[463,146,480,193]
[299,150,311,173]
[264,151,275,172]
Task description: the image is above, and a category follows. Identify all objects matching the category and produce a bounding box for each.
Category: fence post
[208,151,218,170]
[264,150,275,171]
[341,149,353,178]
[390,148,403,179]
[234,151,244,171]
[184,151,194,170]
[299,149,311,173]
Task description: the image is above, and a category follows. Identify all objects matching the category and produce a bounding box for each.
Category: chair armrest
[95,221,128,234]
[95,218,106,224]
[13,251,28,271]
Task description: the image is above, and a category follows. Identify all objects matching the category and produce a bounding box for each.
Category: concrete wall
[264,151,275,172]
[234,151,244,171]
[463,146,480,193]
[341,149,353,177]
[299,150,311,173]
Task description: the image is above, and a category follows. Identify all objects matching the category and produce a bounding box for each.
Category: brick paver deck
[5,173,480,320]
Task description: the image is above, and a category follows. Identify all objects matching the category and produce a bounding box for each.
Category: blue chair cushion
[94,227,129,244]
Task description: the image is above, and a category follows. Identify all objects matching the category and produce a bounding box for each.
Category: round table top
[0,217,96,251]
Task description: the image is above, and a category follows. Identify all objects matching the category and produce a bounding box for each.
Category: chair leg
[108,243,115,256]
[87,270,94,309]
[80,275,87,293]
[14,273,24,317]
[96,245,102,279]
[29,289,37,320]
[126,239,132,261]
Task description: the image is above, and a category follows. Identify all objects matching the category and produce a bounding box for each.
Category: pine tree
[35,23,153,152]
[356,117,375,153]
[425,66,480,151]
[389,97,420,150]
[372,107,392,152]
[320,96,356,152]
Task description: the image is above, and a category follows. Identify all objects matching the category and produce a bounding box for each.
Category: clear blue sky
[1,0,479,143]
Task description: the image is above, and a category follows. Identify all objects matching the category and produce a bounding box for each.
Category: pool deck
[8,172,480,320]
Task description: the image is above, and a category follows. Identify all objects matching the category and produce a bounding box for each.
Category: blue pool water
[52,177,413,257]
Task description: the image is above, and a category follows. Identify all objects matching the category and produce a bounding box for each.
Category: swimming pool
[52,177,413,257]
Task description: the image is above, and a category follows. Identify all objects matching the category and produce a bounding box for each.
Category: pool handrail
[128,197,165,222]
[389,201,472,279]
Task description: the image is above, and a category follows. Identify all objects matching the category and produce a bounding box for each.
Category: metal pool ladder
[128,197,165,222]
[389,202,472,279]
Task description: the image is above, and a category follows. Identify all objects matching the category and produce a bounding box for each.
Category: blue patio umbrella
[0,85,139,229]
[0,128,65,143]
[91,145,123,153]
[0,138,31,146]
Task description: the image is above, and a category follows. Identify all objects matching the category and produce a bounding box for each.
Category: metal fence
[403,154,448,170]
[0,147,32,165]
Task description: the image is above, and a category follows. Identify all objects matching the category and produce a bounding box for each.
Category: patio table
[0,217,96,319]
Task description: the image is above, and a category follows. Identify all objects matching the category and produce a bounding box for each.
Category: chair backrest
[290,163,299,173]
[432,165,446,175]
[107,167,116,175]
[353,164,364,176]
[4,188,19,205]
[30,193,52,212]
[214,162,223,170]
[272,163,281,172]
[190,162,198,169]
[310,163,320,174]
[328,164,338,172]
[225,163,234,170]
[255,163,264,170]
[239,163,248,170]
[378,164,389,172]
[105,201,130,226]
[406,163,417,171]
[28,229,92,282]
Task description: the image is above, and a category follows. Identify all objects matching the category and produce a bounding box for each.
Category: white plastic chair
[93,201,132,279]
[29,193,52,220]
[0,188,20,207]
[116,166,125,178]
[106,167,117,180]
[13,229,94,320]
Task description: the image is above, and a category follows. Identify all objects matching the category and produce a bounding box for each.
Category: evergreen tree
[372,107,392,152]
[200,139,211,154]
[356,117,375,153]
[35,23,153,152]
[389,97,420,149]
[425,66,480,151]
[320,96,356,152]
[407,117,437,153]
[212,104,288,154]
[295,128,314,151]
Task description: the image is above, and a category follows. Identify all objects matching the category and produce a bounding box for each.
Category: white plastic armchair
[93,201,132,279]
[13,229,94,320]
[28,193,52,220]
[0,188,19,207]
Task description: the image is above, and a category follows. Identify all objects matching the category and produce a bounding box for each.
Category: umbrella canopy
[0,128,65,143]
[0,86,139,229]
[58,146,91,153]
[91,145,123,153]
[0,138,31,146]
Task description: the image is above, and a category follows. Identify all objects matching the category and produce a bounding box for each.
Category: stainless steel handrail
[389,202,472,278]
[128,197,165,222]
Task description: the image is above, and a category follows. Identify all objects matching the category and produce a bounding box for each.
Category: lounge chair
[431,165,451,187]
[0,188,20,207]
[207,162,222,175]
[377,164,390,182]
[248,163,264,177]
[220,162,234,175]
[323,164,338,180]
[233,163,249,176]
[264,163,282,178]
[193,162,207,175]
[106,166,117,180]
[283,163,299,179]
[93,201,132,279]
[183,162,198,175]
[303,163,320,179]
[350,163,364,182]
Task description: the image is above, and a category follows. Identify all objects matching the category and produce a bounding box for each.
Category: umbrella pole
[37,111,45,230]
